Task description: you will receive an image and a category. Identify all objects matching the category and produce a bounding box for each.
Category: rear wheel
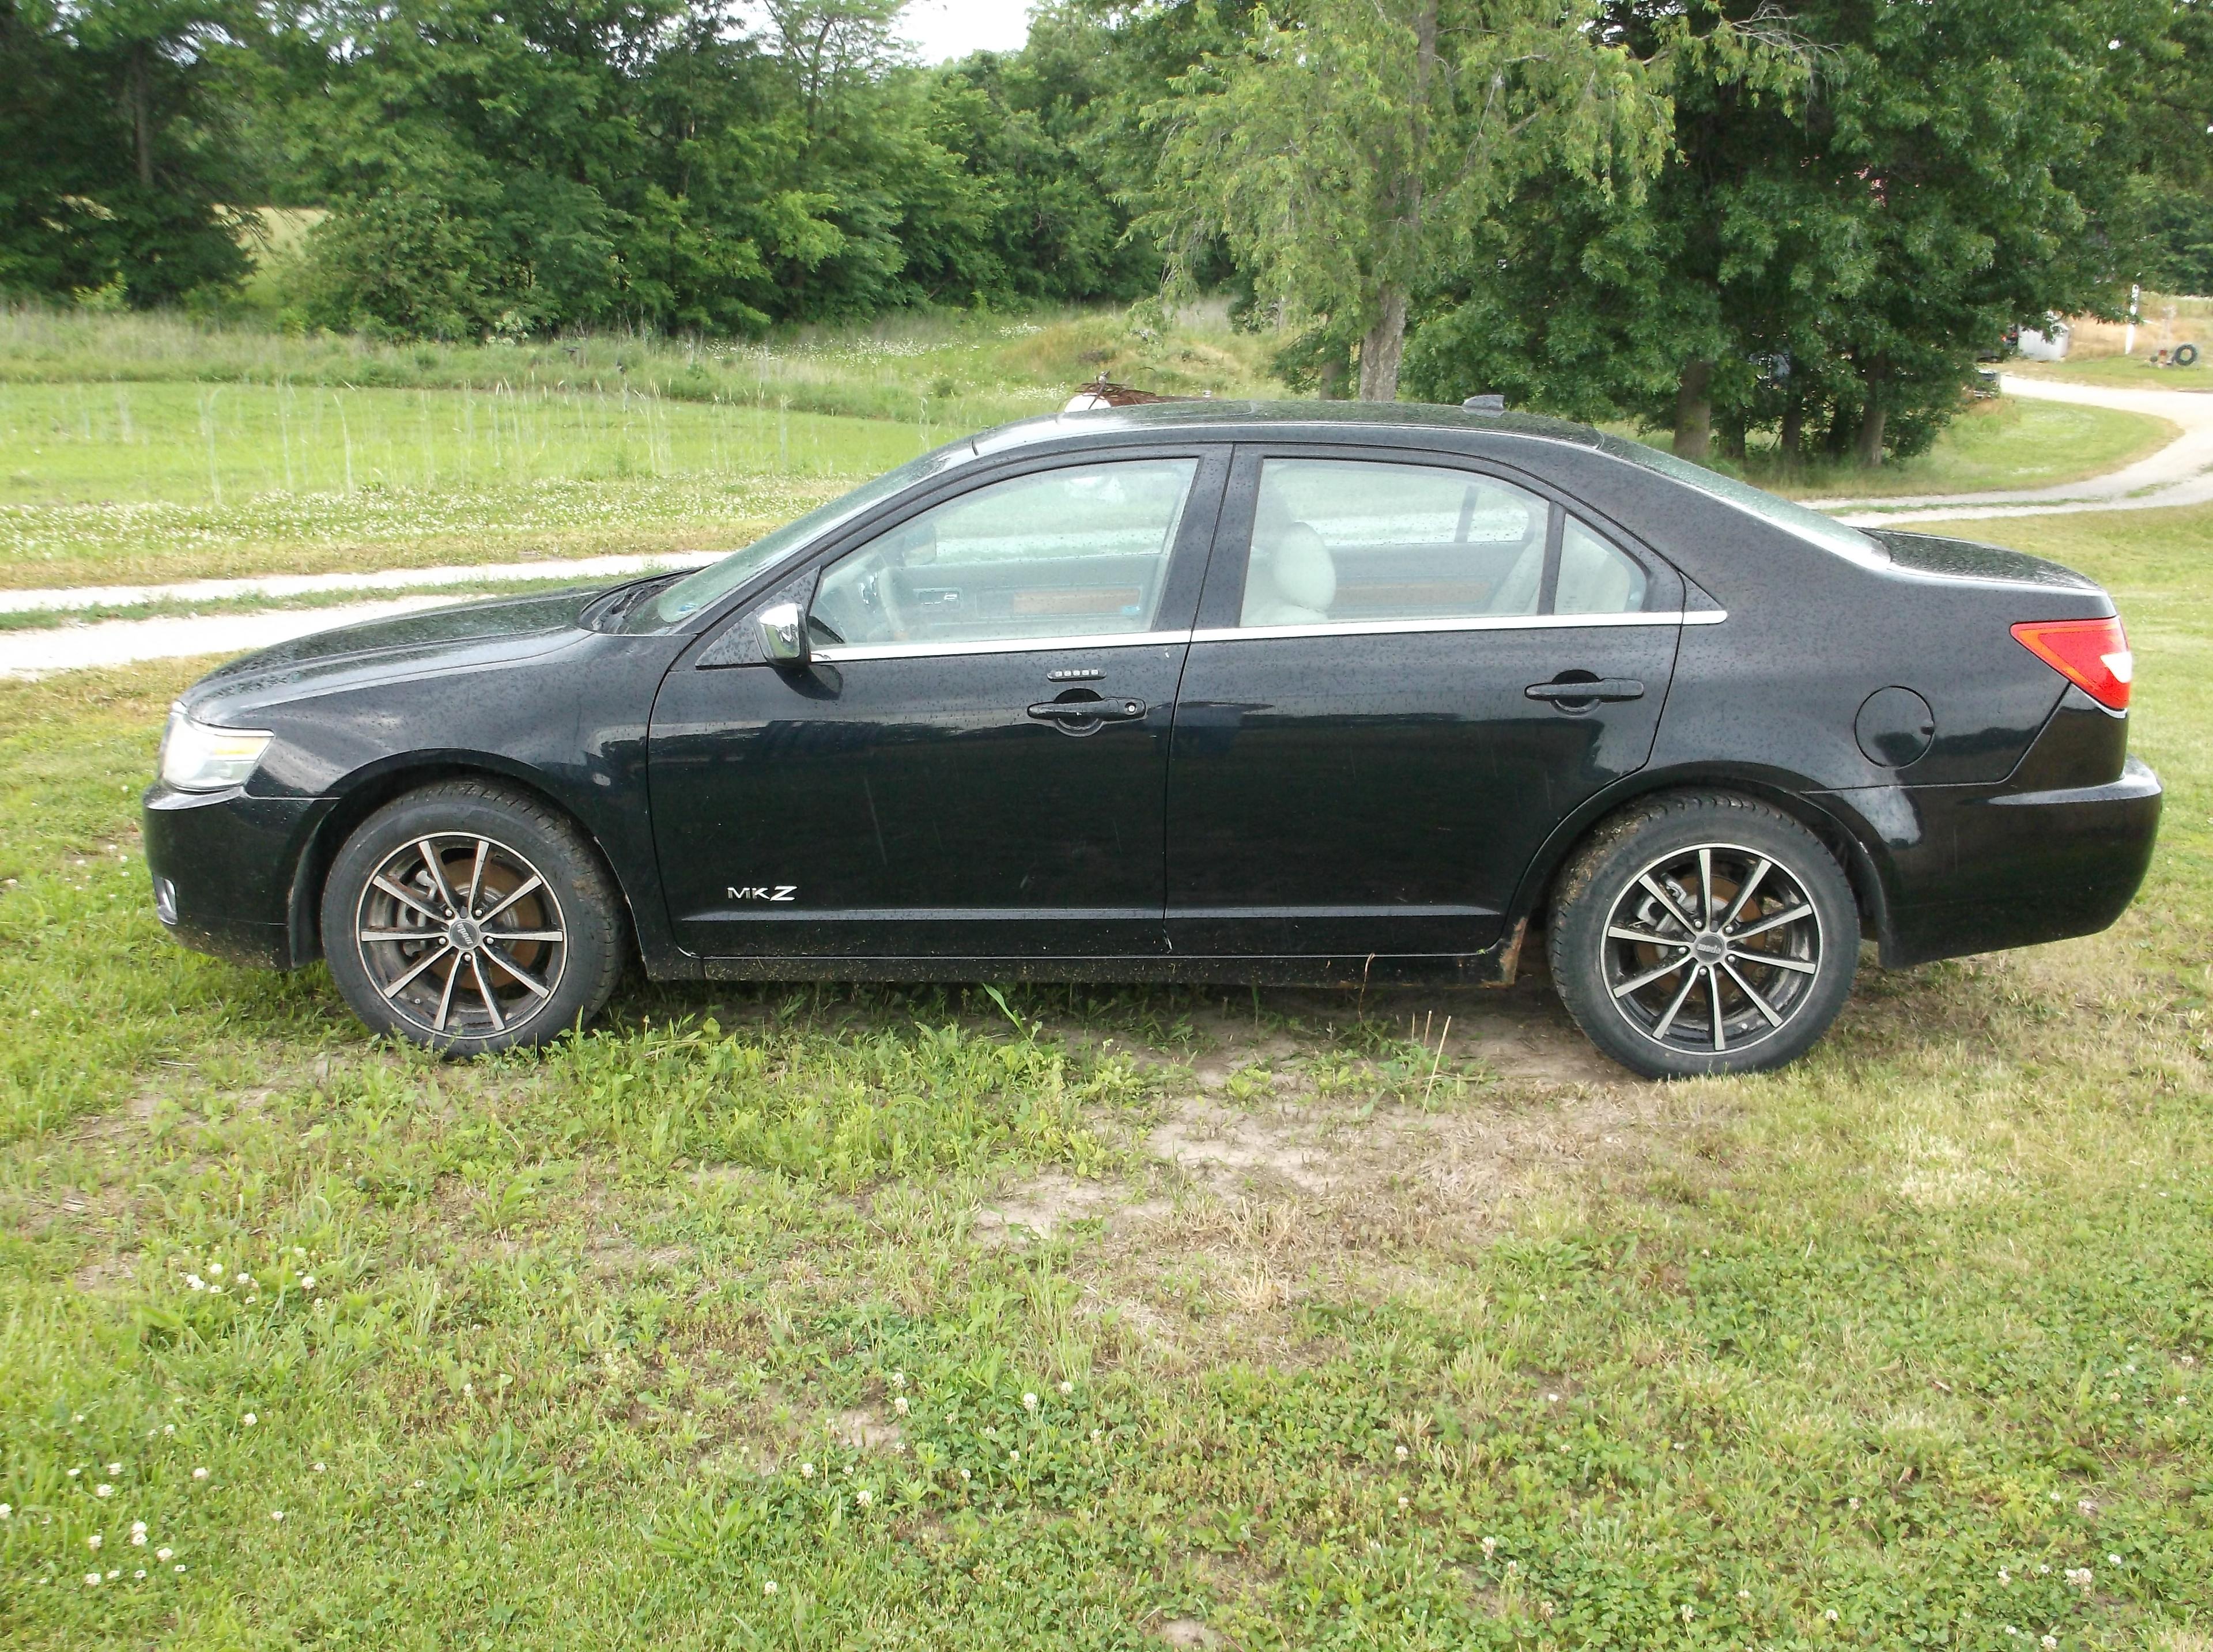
[320,780,625,1053]
[1547,793,1858,1078]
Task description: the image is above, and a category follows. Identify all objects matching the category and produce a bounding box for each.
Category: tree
[1406,0,2170,464]
[0,0,260,305]
[1139,0,1803,400]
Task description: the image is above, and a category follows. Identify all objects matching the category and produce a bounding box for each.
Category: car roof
[969,398,1607,456]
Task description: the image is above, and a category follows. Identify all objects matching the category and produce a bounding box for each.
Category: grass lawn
[1,498,2209,1647]
[1748,395,2177,500]
[2009,358,2213,395]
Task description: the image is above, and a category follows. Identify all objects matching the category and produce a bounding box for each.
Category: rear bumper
[142,783,323,970]
[1817,755,2161,968]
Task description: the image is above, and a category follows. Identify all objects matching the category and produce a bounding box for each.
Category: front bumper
[142,783,324,969]
[1818,754,2162,968]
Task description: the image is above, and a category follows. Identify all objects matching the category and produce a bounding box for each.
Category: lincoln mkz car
[143,402,2161,1077]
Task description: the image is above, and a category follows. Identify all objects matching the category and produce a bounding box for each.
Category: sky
[898,0,1037,62]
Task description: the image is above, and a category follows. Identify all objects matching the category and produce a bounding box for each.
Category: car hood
[180,587,611,718]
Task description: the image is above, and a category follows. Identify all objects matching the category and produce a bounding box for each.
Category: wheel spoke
[1720,858,1772,929]
[482,928,564,943]
[1735,950,1818,976]
[360,928,445,944]
[378,941,453,999]
[1636,874,1700,936]
[469,951,506,1032]
[1652,966,1702,1040]
[416,838,462,917]
[1723,960,1785,1027]
[433,955,460,1033]
[476,874,545,926]
[1730,902,1812,942]
[1699,847,1716,929]
[1606,925,1690,948]
[481,946,551,998]
[370,874,445,926]
[1708,967,1728,1052]
[1612,952,1695,998]
[464,838,490,917]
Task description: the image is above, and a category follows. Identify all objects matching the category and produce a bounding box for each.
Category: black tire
[319,779,626,1053]
[2174,342,2200,367]
[1547,792,1858,1079]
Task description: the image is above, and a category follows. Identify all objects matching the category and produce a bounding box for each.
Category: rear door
[648,448,1226,960]
[1165,446,1682,959]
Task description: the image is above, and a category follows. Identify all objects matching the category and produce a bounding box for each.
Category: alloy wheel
[1601,842,1824,1056]
[353,833,568,1038]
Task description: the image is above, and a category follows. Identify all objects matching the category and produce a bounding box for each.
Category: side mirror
[755,600,810,667]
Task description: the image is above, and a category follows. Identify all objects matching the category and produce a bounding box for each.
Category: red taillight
[2011,616,2132,712]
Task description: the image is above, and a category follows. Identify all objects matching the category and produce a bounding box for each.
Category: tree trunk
[1358,286,1408,401]
[1317,353,1348,400]
[1719,414,1747,462]
[1853,358,1887,467]
[1672,360,1714,459]
[1779,392,1803,462]
[128,44,154,187]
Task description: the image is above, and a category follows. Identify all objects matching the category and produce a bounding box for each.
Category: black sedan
[143,402,2161,1077]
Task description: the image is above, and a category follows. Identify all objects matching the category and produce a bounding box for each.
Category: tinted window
[1555,517,1648,614]
[1598,435,1886,565]
[812,459,1198,648]
[1241,459,1552,627]
[1236,458,1649,627]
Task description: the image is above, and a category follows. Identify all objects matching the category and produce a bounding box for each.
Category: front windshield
[621,441,974,632]
[1598,435,1887,566]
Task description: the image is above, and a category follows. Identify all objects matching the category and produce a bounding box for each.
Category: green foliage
[0,0,260,307]
[1404,0,2173,464]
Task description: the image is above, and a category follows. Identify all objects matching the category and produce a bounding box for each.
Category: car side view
[143,402,2161,1078]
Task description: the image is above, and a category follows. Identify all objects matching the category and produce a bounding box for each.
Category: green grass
[1735,395,2176,499]
[2,502,2210,1646]
[2009,357,2213,394]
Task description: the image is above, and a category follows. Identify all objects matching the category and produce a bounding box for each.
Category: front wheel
[320,780,626,1053]
[1547,793,1859,1078]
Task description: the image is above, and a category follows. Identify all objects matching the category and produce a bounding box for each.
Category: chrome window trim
[813,628,1193,664]
[805,608,1721,663]
[1189,609,1720,645]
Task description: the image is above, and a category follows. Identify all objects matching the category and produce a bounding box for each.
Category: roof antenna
[1462,393,1506,414]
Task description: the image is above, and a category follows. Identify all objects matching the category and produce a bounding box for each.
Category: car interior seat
[1241,521,1337,626]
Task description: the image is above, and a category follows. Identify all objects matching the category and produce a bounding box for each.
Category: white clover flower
[2107,1553,2122,1566]
[1825,1608,1839,1621]
[462,1383,473,1396]
[1394,1445,1409,1461]
[1998,1568,2011,1585]
[66,1468,80,1479]
[1022,1392,1038,1412]
[73,1413,84,1423]
[107,1569,119,1580]
[87,1534,101,1550]
[1737,1589,1750,1601]
[762,1580,778,1596]
[1481,1536,1496,1558]
[155,1548,172,1562]
[209,1287,224,1295]
[2064,1567,2093,1590]
[1396,1496,1409,1510]
[95,1484,112,1499]
[889,1370,905,1389]
[799,1462,814,1479]
[270,1511,284,1522]
[1090,1428,1102,1442]
[301,1277,316,1290]
[191,1467,207,1480]
[893,1397,909,1416]
[173,1564,186,1573]
[1682,1605,1695,1623]
[2044,1638,2058,1650]
[186,1276,206,1291]
[106,1464,120,1475]
[855,1488,872,1508]
[958,1468,970,1481]
[85,1573,101,1587]
[241,1413,256,1427]
[1058,1380,1073,1396]
[1848,1497,1861,1510]
[134,1568,145,1579]
[1008,1449,1019,1462]
[163,1424,174,1436]
[208,1264,222,1278]
[237,1276,255,1290]
[314,1462,326,1473]
[0,1505,10,1519]
[131,1532,146,1547]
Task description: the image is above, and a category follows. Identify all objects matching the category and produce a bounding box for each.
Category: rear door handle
[1525,678,1645,704]
[1028,698,1147,725]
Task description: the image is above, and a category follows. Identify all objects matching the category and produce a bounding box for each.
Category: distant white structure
[2018,320,2072,361]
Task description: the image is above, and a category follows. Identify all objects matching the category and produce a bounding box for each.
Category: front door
[649,450,1224,959]
[1166,448,1681,959]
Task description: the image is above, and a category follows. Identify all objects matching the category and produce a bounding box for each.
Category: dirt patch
[1149,1103,1344,1196]
[832,1408,906,1452]
[973,1173,1168,1241]
[73,1252,138,1294]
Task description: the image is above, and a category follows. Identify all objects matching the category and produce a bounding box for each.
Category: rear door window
[1234,456,1648,627]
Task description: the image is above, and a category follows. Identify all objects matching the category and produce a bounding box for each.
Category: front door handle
[1028,697,1147,728]
[1525,678,1645,704]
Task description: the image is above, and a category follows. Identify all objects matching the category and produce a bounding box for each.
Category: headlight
[158,706,273,792]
